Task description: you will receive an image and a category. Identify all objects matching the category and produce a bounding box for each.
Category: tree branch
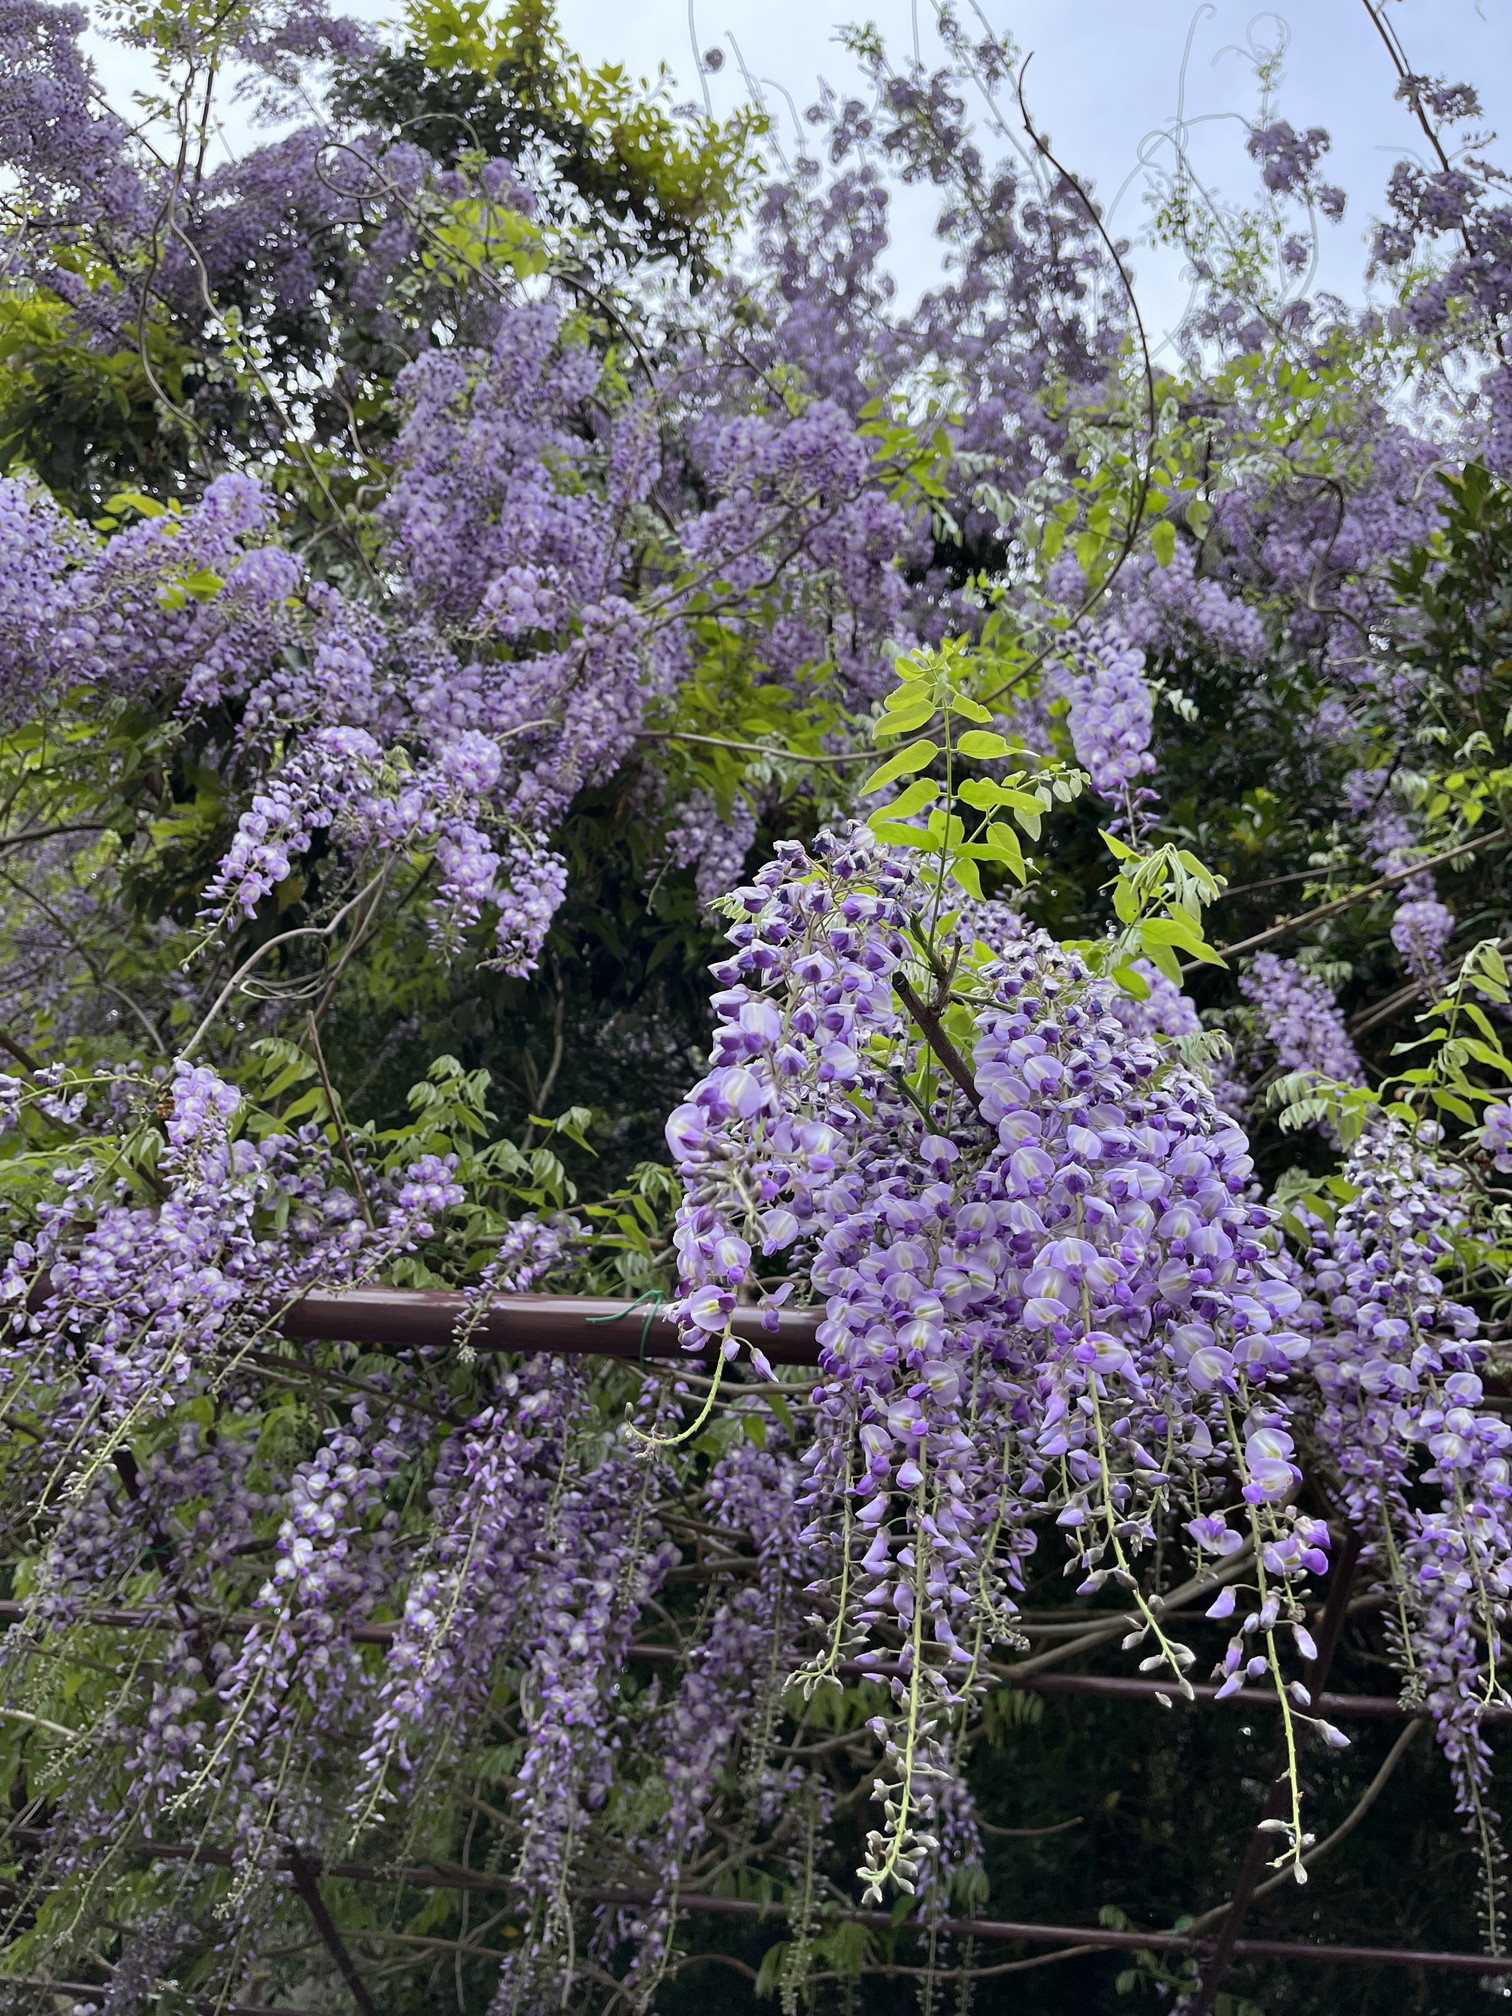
[894,971,983,1114]
[1187,828,1508,974]
[286,1844,378,2016]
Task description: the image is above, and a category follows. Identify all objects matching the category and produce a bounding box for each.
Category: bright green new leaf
[871,821,938,849]
[956,729,1013,760]
[985,821,1027,882]
[1141,939,1183,985]
[958,777,1012,810]
[1138,915,1204,950]
[860,741,939,794]
[947,693,992,723]
[1111,961,1151,1002]
[873,702,936,740]
[885,679,935,712]
[1151,519,1177,567]
[866,778,939,828]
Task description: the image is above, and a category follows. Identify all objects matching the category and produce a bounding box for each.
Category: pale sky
[551,0,1512,338]
[88,0,1512,341]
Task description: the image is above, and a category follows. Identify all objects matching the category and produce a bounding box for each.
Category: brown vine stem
[8,1830,1511,1974]
[1185,828,1507,975]
[1186,1527,1364,2016]
[636,729,875,766]
[894,972,983,1112]
[996,1546,1256,1682]
[1347,933,1512,1042]
[0,1988,300,2016]
[0,1026,39,1073]
[304,1013,375,1231]
[285,1844,378,2016]
[1178,1716,1424,1939]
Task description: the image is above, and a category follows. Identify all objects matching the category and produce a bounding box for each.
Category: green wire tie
[585,1287,666,1364]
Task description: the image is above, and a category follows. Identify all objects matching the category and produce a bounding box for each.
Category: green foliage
[0,293,194,514]
[336,0,766,276]
[864,638,1086,900]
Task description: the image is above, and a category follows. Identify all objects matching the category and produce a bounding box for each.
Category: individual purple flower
[1481,1101,1512,1172]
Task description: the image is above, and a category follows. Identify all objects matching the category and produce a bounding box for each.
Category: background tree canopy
[1,1,1512,2010]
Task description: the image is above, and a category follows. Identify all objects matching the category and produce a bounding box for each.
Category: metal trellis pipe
[5,1835,1511,1978]
[280,1287,824,1362]
[11,1289,1507,1988]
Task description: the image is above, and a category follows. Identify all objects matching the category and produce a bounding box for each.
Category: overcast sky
[550,0,1512,338]
[87,0,1512,341]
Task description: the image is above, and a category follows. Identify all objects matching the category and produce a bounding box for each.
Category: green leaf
[871,821,938,849]
[1139,915,1203,950]
[860,740,939,794]
[104,489,168,519]
[958,777,1013,810]
[956,729,1013,760]
[1428,1090,1477,1121]
[947,693,992,723]
[1151,519,1177,567]
[885,680,934,712]
[1141,940,1183,985]
[949,856,984,898]
[866,778,939,828]
[984,822,1027,882]
[873,703,936,741]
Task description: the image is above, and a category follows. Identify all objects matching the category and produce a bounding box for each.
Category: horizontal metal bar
[6,1833,1505,1975]
[0,1983,301,2015]
[281,1288,823,1364]
[1020,1671,1512,1723]
[3,1605,1487,1725]
[583,1889,1512,1975]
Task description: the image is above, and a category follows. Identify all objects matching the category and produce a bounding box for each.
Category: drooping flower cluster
[1391,894,1457,987]
[668,824,1337,1895]
[1063,627,1157,812]
[1342,768,1458,986]
[1239,952,1364,1095]
[663,788,759,909]
[1482,1100,1512,1172]
[1295,1115,1512,1942]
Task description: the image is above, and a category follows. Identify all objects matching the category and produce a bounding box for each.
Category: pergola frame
[5,1287,1503,2014]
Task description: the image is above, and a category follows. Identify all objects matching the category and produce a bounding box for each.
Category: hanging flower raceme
[667,824,1336,1900]
[0,1053,489,1916]
[1240,951,1365,1109]
[1063,626,1158,831]
[1392,894,1457,986]
[1295,1113,1512,1947]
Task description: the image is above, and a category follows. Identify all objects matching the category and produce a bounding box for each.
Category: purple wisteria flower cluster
[1238,952,1365,1120]
[1345,767,1457,987]
[1295,1116,1512,1940]
[667,824,1337,1894]
[1062,626,1157,826]
[8,0,1512,1997]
